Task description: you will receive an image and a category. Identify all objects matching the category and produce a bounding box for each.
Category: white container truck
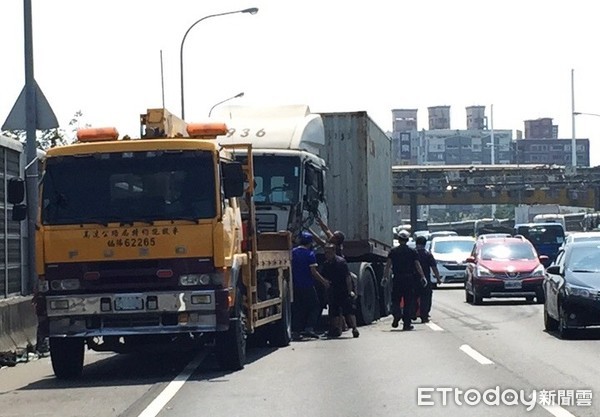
[514,204,560,224]
[214,105,393,324]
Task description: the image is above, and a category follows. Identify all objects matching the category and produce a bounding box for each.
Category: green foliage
[1,110,88,150]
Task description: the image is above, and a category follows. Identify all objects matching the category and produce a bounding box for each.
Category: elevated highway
[393,164,600,209]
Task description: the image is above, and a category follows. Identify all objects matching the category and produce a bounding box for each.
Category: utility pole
[571,69,577,167]
[3,0,58,293]
[490,104,496,218]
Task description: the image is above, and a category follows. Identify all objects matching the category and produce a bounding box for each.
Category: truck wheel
[268,280,292,347]
[50,337,85,379]
[379,277,392,317]
[356,269,377,325]
[216,291,247,371]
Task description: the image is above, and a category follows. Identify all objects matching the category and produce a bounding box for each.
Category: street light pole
[208,92,244,117]
[24,0,38,293]
[490,104,495,166]
[490,104,496,218]
[571,69,577,167]
[179,7,258,121]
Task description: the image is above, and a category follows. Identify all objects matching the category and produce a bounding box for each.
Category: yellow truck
[9,109,292,378]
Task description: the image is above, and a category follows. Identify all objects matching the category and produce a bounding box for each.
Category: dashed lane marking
[137,350,208,417]
[426,321,444,331]
[459,344,494,365]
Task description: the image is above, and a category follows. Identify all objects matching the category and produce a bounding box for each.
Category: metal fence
[0,136,26,298]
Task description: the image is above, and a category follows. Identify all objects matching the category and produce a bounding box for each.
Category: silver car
[429,236,476,285]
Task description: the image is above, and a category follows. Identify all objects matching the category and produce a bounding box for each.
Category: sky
[2,1,600,164]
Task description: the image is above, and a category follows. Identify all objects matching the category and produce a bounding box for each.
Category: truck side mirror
[7,178,25,204]
[305,167,315,186]
[12,204,27,221]
[221,161,245,198]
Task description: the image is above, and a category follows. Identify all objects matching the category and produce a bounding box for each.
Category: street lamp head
[242,7,259,15]
[235,92,244,98]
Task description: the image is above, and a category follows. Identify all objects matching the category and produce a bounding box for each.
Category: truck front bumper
[46,289,231,337]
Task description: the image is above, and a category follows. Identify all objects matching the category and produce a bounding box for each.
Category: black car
[543,241,600,339]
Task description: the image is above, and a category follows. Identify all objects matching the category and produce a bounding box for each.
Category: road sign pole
[24,0,39,293]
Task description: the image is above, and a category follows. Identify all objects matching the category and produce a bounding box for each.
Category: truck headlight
[50,279,81,291]
[49,300,69,310]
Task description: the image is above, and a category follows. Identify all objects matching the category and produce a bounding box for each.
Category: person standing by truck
[382,230,427,331]
[321,244,360,338]
[291,232,330,340]
[414,235,441,323]
[308,215,352,332]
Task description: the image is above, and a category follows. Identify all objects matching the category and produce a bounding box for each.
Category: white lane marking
[540,404,578,417]
[459,344,494,365]
[426,321,444,331]
[137,351,208,417]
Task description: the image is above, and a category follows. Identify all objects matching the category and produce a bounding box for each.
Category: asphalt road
[1,285,598,417]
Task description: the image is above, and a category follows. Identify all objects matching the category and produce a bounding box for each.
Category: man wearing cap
[291,232,330,340]
[382,230,427,331]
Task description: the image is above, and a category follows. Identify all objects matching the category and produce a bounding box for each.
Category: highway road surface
[1,285,598,417]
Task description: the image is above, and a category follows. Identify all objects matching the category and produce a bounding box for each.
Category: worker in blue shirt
[291,232,330,340]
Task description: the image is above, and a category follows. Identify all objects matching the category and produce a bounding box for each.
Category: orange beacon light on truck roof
[77,127,119,142]
[187,123,228,138]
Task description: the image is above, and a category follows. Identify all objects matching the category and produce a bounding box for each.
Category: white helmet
[398,230,410,240]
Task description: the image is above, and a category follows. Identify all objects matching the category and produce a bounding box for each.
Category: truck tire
[379,276,392,317]
[356,268,377,325]
[268,280,292,347]
[216,290,247,371]
[50,337,85,379]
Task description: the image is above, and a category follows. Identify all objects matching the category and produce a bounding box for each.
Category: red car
[465,237,548,304]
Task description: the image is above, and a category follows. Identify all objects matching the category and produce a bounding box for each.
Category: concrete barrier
[0,296,37,352]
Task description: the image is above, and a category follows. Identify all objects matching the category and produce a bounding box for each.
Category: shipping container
[320,112,393,257]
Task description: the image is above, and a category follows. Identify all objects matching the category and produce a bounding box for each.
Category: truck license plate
[115,295,144,311]
[504,280,522,289]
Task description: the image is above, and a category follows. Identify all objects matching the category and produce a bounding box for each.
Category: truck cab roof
[212,104,325,156]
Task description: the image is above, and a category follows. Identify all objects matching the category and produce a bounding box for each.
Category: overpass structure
[393,164,600,223]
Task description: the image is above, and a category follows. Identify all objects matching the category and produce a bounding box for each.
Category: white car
[558,231,600,250]
[429,236,476,286]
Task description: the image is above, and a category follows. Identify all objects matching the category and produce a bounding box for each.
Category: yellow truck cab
[8,109,292,378]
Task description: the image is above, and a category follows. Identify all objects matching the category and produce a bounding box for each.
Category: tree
[1,110,88,150]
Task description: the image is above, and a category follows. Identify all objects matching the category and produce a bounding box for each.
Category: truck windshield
[42,150,216,225]
[252,155,301,205]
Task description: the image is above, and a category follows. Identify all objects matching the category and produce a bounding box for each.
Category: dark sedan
[543,241,600,339]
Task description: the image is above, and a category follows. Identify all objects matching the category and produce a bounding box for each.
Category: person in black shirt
[414,236,441,323]
[382,230,427,331]
[321,244,359,338]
